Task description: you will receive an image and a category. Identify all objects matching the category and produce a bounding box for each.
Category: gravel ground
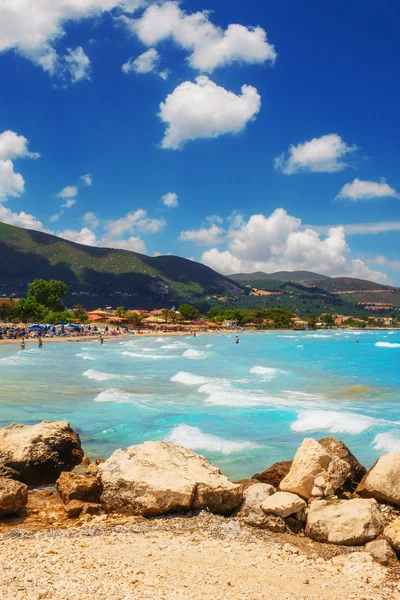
[1,512,400,600]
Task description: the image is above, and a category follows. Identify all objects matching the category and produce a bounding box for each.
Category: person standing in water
[100,334,104,345]
[38,336,43,348]
[235,335,239,344]
[20,337,26,350]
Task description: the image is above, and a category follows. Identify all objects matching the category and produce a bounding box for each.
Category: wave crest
[165,424,260,455]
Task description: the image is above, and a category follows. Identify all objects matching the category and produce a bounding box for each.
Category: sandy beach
[1,506,398,600]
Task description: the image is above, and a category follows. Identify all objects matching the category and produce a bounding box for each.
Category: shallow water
[0,330,399,480]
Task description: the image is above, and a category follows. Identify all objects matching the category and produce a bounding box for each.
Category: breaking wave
[83,369,136,382]
[165,424,260,455]
[374,431,400,453]
[376,342,400,348]
[250,366,285,379]
[76,353,97,361]
[291,409,377,435]
[171,371,210,385]
[182,349,207,360]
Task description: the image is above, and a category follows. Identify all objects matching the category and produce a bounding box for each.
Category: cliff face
[0,222,244,308]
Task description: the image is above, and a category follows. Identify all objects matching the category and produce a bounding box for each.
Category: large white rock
[357,453,400,506]
[279,438,332,499]
[364,539,396,565]
[306,498,384,546]
[384,517,400,553]
[0,476,28,517]
[261,491,306,518]
[236,483,275,518]
[0,421,83,484]
[98,441,243,516]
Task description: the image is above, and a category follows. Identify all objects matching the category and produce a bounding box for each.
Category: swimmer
[235,335,239,344]
[20,338,26,350]
[100,334,104,345]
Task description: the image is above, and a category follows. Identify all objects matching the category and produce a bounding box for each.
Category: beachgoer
[38,336,43,348]
[235,335,239,344]
[20,338,26,350]
[100,334,104,345]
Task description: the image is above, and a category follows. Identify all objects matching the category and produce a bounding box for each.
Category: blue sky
[0,0,399,283]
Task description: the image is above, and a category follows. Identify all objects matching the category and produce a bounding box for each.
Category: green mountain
[0,222,244,309]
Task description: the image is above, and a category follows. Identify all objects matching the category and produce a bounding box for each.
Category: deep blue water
[0,330,399,480]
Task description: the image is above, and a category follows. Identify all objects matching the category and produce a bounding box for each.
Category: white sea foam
[283,390,325,400]
[291,410,376,434]
[376,342,400,348]
[297,345,304,348]
[278,335,297,338]
[183,349,207,360]
[83,369,136,382]
[205,344,213,348]
[374,431,400,453]
[170,371,210,385]
[94,388,148,404]
[76,352,96,361]
[0,349,38,365]
[165,424,260,455]
[250,366,285,379]
[161,342,190,350]
[121,351,175,360]
[305,334,331,338]
[198,380,276,407]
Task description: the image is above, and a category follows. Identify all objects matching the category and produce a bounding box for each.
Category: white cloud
[162,192,179,207]
[0,0,145,79]
[200,208,389,284]
[123,48,160,73]
[125,1,276,72]
[0,130,40,160]
[274,134,357,174]
[58,227,147,253]
[49,213,61,223]
[83,211,100,228]
[105,236,146,253]
[64,46,91,83]
[80,173,93,186]
[0,160,25,199]
[159,76,261,149]
[180,224,224,246]
[0,204,49,233]
[336,178,400,201]
[58,226,98,246]
[57,185,78,199]
[105,208,166,237]
[206,215,223,225]
[311,221,400,235]
[372,256,400,271]
[61,198,76,209]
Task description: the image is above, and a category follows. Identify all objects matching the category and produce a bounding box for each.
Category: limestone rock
[306,498,384,545]
[252,460,292,488]
[280,439,332,499]
[56,472,102,504]
[243,512,286,532]
[0,476,28,517]
[98,441,242,516]
[64,500,102,518]
[319,436,366,492]
[356,453,400,506]
[236,483,275,517]
[0,421,83,484]
[0,464,20,480]
[364,539,396,565]
[384,517,400,552]
[261,491,306,518]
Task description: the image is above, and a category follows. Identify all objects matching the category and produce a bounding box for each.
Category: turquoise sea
[0,330,399,480]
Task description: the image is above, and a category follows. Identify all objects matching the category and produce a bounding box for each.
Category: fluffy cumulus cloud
[311,221,400,235]
[162,192,179,207]
[124,1,276,72]
[372,256,400,271]
[336,178,400,201]
[180,224,224,245]
[105,208,166,237]
[159,76,261,149]
[83,211,100,228]
[0,204,49,233]
[57,185,78,199]
[274,134,357,174]
[0,0,145,80]
[0,130,39,200]
[199,208,389,283]
[122,48,163,76]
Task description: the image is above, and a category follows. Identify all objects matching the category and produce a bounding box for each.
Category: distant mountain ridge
[230,270,330,282]
[0,222,244,309]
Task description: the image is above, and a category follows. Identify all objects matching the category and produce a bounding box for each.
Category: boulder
[356,453,400,506]
[0,464,20,480]
[279,439,332,499]
[305,498,384,545]
[243,512,286,532]
[236,483,275,517]
[384,517,400,553]
[56,472,102,504]
[364,539,396,565]
[261,491,306,518]
[98,441,243,516]
[318,436,366,492]
[252,460,292,488]
[0,476,28,517]
[0,421,83,485]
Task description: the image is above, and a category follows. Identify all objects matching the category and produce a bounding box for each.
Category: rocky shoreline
[2,421,400,599]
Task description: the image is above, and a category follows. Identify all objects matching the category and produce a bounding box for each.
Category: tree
[161,308,170,323]
[12,298,47,323]
[72,304,88,323]
[124,311,143,327]
[116,306,126,317]
[27,279,68,310]
[0,299,17,321]
[178,304,200,321]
